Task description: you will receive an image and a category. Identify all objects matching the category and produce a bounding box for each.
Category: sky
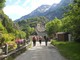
[3,0,61,21]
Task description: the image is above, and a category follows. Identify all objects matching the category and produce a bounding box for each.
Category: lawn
[51,40,80,60]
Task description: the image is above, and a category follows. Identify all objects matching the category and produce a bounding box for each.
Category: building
[56,32,70,41]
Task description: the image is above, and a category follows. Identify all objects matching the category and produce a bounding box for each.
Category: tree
[61,16,73,32]
[22,25,35,38]
[62,0,80,42]
[46,18,62,36]
[14,30,26,39]
[0,21,7,33]
[0,0,5,9]
[1,14,16,33]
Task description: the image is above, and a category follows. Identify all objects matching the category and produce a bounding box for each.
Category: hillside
[0,5,26,48]
[17,16,49,28]
[44,0,73,20]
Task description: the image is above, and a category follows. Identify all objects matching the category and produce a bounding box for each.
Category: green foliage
[0,10,27,51]
[18,16,49,27]
[14,30,26,39]
[61,16,73,32]
[51,40,80,60]
[0,33,15,46]
[46,18,62,36]
[0,21,5,32]
[1,14,15,33]
[2,33,17,51]
[0,0,27,52]
[2,33,15,43]
[22,26,35,38]
[61,0,80,42]
[0,0,5,9]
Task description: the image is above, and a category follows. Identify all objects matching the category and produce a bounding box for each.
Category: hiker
[44,36,48,46]
[32,36,36,46]
[38,36,42,45]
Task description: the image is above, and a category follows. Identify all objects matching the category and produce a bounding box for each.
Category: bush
[7,41,17,52]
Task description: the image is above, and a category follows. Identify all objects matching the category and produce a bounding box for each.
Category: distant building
[56,32,70,41]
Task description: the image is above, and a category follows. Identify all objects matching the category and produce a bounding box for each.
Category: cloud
[14,0,21,5]
[22,0,32,7]
[3,5,31,20]
[6,0,12,3]
[4,5,24,15]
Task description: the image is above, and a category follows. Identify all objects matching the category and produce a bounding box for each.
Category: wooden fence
[0,39,31,60]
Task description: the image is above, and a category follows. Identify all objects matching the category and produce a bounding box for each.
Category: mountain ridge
[15,0,73,22]
[16,5,51,22]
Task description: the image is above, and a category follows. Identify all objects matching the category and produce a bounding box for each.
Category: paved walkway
[15,42,67,60]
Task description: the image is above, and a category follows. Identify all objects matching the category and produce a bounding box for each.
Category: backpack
[33,36,36,40]
[39,36,42,40]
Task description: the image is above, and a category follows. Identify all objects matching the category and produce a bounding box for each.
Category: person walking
[39,36,42,45]
[32,36,36,46]
[44,36,48,46]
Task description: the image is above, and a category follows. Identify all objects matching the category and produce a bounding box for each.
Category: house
[56,32,70,41]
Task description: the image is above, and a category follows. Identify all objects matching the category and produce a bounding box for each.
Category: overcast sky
[3,0,61,21]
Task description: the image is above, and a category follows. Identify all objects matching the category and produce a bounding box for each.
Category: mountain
[15,0,73,22]
[44,0,73,20]
[16,5,50,22]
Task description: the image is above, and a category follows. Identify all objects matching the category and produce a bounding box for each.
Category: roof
[56,32,69,34]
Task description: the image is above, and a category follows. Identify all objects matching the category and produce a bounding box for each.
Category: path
[15,42,67,60]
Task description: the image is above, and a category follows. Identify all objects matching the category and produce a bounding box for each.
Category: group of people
[32,35,49,46]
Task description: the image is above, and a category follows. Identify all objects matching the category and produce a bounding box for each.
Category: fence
[0,39,31,60]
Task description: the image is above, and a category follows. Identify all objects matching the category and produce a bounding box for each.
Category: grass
[51,40,80,60]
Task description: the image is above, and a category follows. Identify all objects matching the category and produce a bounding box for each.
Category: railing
[0,39,31,60]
